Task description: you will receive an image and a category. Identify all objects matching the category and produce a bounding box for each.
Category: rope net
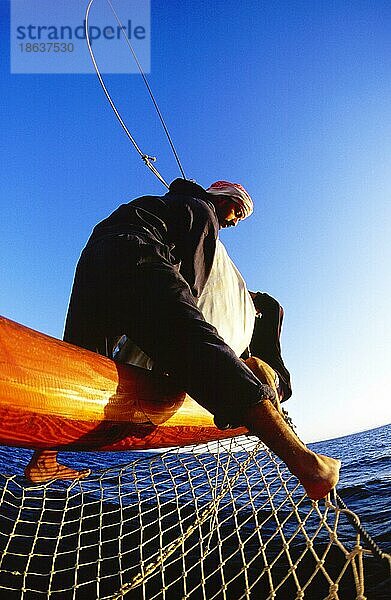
[0,436,389,599]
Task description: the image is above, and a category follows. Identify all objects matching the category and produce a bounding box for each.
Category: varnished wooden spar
[0,316,246,451]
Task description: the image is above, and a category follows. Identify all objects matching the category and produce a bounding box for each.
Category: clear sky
[1,0,390,442]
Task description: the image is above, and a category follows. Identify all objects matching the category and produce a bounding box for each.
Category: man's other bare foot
[242,400,341,502]
[297,453,341,501]
[24,450,91,483]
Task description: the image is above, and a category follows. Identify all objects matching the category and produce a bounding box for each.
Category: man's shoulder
[128,194,165,206]
[168,178,209,201]
[167,180,216,219]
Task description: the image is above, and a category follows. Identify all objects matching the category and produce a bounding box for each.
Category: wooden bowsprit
[0,316,246,451]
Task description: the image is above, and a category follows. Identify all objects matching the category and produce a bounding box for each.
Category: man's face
[214,197,244,229]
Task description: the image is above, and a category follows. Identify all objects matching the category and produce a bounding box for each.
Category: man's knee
[244,356,282,412]
[245,356,275,385]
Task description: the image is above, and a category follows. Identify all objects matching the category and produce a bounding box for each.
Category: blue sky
[1,0,390,441]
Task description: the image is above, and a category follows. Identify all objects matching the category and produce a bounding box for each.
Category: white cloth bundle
[197,239,255,357]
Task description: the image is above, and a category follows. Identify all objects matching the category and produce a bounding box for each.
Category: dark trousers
[64,235,262,424]
[249,294,292,401]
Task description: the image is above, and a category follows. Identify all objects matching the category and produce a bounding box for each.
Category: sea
[0,424,389,550]
[0,423,389,598]
[310,423,391,552]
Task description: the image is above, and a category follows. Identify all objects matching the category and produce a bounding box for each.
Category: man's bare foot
[243,401,341,501]
[296,453,341,501]
[24,451,91,483]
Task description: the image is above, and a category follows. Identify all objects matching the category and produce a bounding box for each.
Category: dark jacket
[88,178,219,298]
[64,179,285,423]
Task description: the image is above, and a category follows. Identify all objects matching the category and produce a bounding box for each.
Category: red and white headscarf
[206,180,254,219]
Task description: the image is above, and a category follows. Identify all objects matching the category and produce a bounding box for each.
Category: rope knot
[141,154,157,164]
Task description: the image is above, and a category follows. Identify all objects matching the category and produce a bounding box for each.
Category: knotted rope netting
[0,436,389,599]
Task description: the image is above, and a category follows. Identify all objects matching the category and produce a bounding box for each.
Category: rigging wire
[85,0,168,187]
[85,0,187,187]
[106,0,187,181]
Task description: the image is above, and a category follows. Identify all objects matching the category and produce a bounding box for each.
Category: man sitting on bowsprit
[25,178,340,500]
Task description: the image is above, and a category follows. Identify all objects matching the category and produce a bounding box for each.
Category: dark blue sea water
[0,423,389,552]
[309,423,391,552]
[0,424,391,552]
[0,424,389,599]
